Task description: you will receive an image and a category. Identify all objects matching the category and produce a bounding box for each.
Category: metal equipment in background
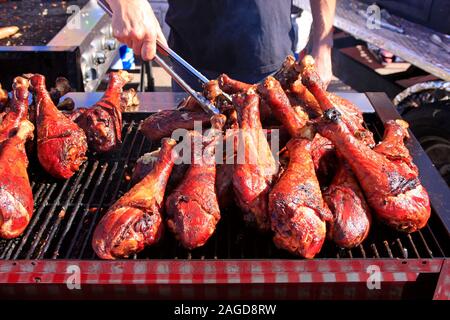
[0,0,119,91]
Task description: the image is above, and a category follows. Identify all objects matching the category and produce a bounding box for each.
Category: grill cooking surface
[0,113,448,260]
[0,0,89,46]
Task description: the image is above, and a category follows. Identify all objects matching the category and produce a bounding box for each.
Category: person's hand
[311,43,333,89]
[108,0,167,60]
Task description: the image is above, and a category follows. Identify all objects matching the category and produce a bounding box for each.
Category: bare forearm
[308,0,336,87]
[106,0,131,10]
[105,0,122,10]
[310,0,336,53]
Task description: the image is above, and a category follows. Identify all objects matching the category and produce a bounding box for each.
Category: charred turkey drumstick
[269,138,332,258]
[139,81,227,142]
[232,91,278,231]
[0,77,34,238]
[70,71,131,153]
[140,109,211,142]
[166,114,226,249]
[0,120,34,239]
[257,76,309,138]
[30,74,87,179]
[0,77,29,142]
[324,158,372,248]
[259,76,331,258]
[92,138,177,259]
[318,110,430,232]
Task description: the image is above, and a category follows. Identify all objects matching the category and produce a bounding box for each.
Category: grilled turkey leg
[73,71,131,153]
[140,109,211,142]
[324,158,372,248]
[218,74,253,94]
[257,76,309,138]
[319,110,430,232]
[0,120,34,238]
[309,134,371,248]
[271,56,323,118]
[30,74,87,179]
[92,138,177,259]
[166,114,226,249]
[216,74,273,123]
[269,138,331,258]
[232,91,278,231]
[0,77,29,143]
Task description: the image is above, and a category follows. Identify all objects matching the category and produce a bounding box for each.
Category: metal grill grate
[0,113,448,260]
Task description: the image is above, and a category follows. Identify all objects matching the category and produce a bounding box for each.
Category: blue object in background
[120,45,135,69]
[111,45,135,70]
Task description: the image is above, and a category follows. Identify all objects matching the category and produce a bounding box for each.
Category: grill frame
[0,92,449,299]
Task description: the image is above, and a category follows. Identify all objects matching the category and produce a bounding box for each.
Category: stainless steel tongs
[97,0,222,115]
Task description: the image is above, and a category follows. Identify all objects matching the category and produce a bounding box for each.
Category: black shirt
[166,0,294,86]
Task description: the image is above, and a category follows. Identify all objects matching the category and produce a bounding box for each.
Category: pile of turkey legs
[0,55,431,260]
[93,55,431,260]
[0,70,135,239]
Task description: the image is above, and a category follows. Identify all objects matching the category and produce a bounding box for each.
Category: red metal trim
[433,258,450,300]
[0,259,443,285]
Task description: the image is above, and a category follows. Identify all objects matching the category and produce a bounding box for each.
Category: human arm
[309,0,336,88]
[106,0,167,60]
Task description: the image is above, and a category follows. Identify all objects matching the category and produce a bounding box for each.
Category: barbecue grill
[0,0,118,91]
[0,92,449,300]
